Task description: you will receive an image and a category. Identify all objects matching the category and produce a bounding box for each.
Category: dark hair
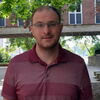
[31,6,61,24]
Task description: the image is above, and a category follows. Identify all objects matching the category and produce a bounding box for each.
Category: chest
[15,62,82,100]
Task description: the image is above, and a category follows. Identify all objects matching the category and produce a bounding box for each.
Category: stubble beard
[37,39,59,51]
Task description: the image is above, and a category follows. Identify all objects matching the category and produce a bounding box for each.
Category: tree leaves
[9,37,36,51]
[0,0,81,19]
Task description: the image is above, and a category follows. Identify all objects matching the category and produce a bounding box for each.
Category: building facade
[62,0,100,25]
[1,0,99,27]
[0,0,100,38]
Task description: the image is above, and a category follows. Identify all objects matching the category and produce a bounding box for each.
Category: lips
[42,36,53,39]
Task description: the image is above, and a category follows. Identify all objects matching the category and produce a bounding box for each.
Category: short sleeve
[1,60,17,100]
[80,64,93,100]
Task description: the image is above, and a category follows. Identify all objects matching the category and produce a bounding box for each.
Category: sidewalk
[0,67,7,100]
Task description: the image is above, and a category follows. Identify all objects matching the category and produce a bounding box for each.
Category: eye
[33,23,44,27]
[36,23,44,27]
[48,22,59,27]
[50,23,56,26]
[37,23,44,27]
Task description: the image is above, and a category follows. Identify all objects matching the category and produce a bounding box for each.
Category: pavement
[0,67,7,100]
[0,66,100,100]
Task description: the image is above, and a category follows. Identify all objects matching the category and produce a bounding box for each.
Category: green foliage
[9,37,36,51]
[60,37,74,52]
[89,42,100,56]
[60,36,100,57]
[89,46,95,56]
[87,36,100,56]
[94,42,100,50]
[2,36,100,59]
[0,48,11,63]
[0,0,81,19]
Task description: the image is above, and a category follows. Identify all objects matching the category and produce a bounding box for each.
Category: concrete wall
[88,56,100,66]
[92,83,100,100]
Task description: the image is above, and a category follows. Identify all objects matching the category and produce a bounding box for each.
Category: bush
[0,48,11,63]
[89,42,100,56]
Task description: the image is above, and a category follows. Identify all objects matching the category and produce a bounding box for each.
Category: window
[18,19,24,26]
[0,18,5,27]
[96,0,100,6]
[96,13,100,23]
[95,0,100,24]
[69,4,82,25]
[96,0,100,3]
[70,14,75,24]
[76,13,81,24]
[76,4,81,12]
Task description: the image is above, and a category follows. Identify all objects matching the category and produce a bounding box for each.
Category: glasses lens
[33,22,59,28]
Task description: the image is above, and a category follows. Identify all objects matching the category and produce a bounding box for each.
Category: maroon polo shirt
[2,45,93,100]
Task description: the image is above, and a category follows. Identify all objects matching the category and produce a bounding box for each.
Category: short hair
[31,6,61,24]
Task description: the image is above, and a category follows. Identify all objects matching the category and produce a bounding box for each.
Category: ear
[29,25,32,32]
[29,26,34,37]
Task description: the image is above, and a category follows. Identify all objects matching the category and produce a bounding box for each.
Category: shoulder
[63,48,85,64]
[10,49,32,63]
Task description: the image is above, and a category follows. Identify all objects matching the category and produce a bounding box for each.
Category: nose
[43,25,50,34]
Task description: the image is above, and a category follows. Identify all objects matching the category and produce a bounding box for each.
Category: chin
[41,43,58,49]
[37,40,59,49]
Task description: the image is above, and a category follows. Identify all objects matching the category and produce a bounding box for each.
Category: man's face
[30,9,63,49]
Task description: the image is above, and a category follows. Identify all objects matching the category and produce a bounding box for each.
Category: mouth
[42,36,53,39]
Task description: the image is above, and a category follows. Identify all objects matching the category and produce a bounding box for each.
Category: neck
[36,44,59,65]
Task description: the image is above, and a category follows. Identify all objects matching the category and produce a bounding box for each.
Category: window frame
[95,13,100,24]
[17,19,24,27]
[68,4,82,25]
[96,0,100,3]
[95,0,100,24]
[0,18,6,27]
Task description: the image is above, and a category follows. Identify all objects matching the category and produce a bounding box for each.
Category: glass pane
[19,19,24,26]
[76,4,81,12]
[76,14,81,24]
[96,13,100,23]
[0,18,5,26]
[96,0,100,5]
[70,14,75,24]
[96,0,100,3]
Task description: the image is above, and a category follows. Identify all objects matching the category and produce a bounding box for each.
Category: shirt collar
[29,44,67,66]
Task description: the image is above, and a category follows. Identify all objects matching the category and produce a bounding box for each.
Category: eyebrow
[33,20,59,24]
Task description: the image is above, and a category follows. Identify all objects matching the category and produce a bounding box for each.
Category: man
[2,6,93,100]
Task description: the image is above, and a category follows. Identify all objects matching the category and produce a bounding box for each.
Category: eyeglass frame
[31,21,60,28]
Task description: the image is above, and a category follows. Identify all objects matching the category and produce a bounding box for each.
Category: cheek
[32,29,39,37]
[33,32,41,42]
[53,30,61,37]
[33,34,39,40]
[54,26,62,34]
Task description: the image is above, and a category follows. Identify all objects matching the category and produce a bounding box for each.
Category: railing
[0,24,100,38]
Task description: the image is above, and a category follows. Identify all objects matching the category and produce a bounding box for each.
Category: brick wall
[6,18,18,27]
[62,0,96,25]
[61,5,69,25]
[82,0,95,24]
[0,0,98,27]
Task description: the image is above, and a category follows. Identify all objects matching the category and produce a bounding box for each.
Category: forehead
[32,9,59,22]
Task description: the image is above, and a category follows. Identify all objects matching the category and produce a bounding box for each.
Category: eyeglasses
[32,21,60,28]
